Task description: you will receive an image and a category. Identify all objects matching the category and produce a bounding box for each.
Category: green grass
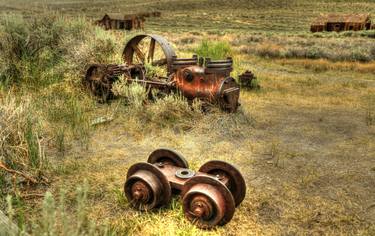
[194,40,232,60]
[0,1,375,235]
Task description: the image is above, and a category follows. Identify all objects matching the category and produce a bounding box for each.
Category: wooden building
[96,14,145,31]
[311,14,372,33]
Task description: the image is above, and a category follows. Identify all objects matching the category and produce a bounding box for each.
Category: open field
[0,0,375,235]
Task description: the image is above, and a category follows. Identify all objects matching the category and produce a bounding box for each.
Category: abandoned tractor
[84,34,241,112]
[124,148,246,229]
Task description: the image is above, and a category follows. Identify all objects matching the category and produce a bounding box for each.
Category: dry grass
[278,59,375,73]
[0,95,48,200]
[0,0,375,235]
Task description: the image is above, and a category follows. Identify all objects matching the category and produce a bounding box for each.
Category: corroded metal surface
[238,70,257,89]
[84,63,145,101]
[199,160,246,206]
[181,175,235,228]
[124,148,246,229]
[125,162,171,211]
[122,34,177,74]
[85,34,244,112]
[147,148,189,168]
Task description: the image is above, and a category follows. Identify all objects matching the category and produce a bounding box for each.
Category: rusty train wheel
[125,162,171,211]
[147,148,189,169]
[181,176,235,229]
[123,34,177,76]
[84,64,113,102]
[199,160,246,207]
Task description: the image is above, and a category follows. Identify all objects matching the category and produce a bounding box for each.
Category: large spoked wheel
[84,64,114,102]
[124,163,172,211]
[199,160,246,207]
[147,148,189,169]
[181,176,235,229]
[123,34,177,76]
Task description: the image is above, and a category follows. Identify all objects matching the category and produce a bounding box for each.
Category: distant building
[96,14,145,31]
[311,14,372,33]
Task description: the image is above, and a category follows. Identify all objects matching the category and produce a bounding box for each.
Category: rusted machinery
[238,70,258,89]
[84,34,241,112]
[124,148,246,229]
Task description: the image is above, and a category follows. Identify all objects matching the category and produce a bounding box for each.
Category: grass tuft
[194,40,232,59]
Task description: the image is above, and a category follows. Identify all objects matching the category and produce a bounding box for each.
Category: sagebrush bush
[0,96,47,198]
[0,13,118,153]
[0,14,117,89]
[144,94,203,131]
[4,183,114,236]
[114,82,203,132]
[35,86,93,150]
[112,77,149,109]
[238,33,375,62]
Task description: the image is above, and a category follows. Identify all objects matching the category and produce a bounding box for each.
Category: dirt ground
[52,53,375,235]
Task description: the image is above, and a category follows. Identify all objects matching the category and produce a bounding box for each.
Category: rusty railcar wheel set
[124,148,246,229]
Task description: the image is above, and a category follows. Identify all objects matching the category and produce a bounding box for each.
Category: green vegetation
[237,33,375,62]
[0,97,47,200]
[4,183,114,236]
[194,40,232,59]
[0,0,374,235]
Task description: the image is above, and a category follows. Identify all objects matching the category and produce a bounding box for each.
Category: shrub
[306,47,326,59]
[351,49,371,62]
[255,43,283,58]
[35,86,93,150]
[371,46,375,58]
[144,94,202,131]
[0,96,48,197]
[238,33,375,62]
[112,78,148,110]
[0,14,66,87]
[114,83,203,132]
[194,40,232,59]
[0,14,117,89]
[4,183,113,235]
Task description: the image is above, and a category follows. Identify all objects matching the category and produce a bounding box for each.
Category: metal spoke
[132,44,145,63]
[147,38,156,63]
